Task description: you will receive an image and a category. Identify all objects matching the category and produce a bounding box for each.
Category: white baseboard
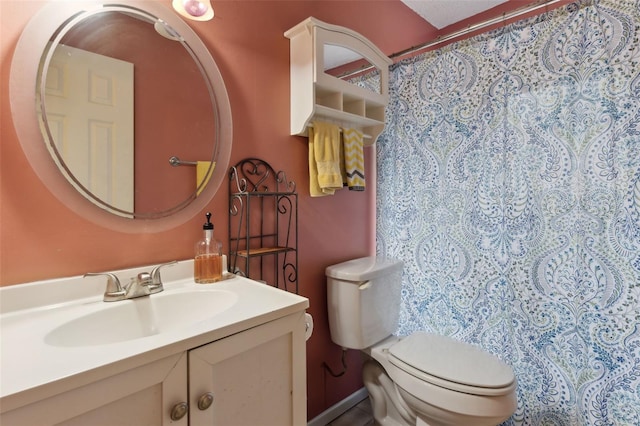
[307,387,369,426]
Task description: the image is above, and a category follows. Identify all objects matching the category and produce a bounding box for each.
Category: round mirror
[10,0,232,232]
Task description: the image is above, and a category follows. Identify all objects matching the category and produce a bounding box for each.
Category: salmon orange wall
[0,0,433,419]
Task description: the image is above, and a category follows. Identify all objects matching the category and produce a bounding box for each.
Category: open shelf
[228,158,298,294]
[235,246,295,257]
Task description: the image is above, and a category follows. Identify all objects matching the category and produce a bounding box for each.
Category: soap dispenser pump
[194,212,223,283]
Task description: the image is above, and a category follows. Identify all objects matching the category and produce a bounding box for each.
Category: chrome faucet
[85,260,177,302]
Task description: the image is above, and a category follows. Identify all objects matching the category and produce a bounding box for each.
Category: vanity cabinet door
[1,353,188,426]
[188,312,307,426]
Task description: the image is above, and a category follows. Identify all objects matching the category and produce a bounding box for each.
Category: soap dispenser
[194,212,223,283]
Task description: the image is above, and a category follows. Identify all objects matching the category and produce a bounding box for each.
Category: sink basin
[45,289,238,347]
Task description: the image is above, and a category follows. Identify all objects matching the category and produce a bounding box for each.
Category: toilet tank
[326,257,404,349]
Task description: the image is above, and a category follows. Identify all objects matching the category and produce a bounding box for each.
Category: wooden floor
[326,397,374,426]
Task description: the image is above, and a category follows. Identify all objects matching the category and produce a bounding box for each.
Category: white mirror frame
[10,0,232,233]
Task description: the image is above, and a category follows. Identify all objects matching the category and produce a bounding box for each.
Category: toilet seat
[387,332,516,396]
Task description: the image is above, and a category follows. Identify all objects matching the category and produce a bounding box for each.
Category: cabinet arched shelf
[285,17,392,145]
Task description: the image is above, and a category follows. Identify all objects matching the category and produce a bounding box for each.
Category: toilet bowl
[326,257,517,426]
[364,334,517,426]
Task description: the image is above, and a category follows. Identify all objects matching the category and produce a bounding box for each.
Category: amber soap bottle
[194,212,223,283]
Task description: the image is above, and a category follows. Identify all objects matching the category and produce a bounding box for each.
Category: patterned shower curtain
[376,0,640,424]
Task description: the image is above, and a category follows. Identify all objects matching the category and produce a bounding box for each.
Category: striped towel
[342,128,365,191]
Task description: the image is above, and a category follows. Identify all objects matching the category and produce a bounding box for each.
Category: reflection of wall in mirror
[325,58,382,94]
[59,12,215,215]
[323,44,382,94]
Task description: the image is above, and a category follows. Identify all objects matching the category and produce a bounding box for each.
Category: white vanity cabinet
[1,312,306,426]
[1,352,188,426]
[0,264,309,426]
[2,313,306,426]
[189,313,306,425]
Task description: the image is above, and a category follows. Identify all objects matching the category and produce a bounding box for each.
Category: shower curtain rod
[339,0,563,79]
[388,0,564,61]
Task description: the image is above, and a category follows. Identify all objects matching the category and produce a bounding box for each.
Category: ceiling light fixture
[172,0,214,21]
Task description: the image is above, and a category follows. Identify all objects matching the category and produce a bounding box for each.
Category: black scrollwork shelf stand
[228,158,298,294]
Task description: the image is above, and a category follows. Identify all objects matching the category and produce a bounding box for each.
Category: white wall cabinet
[285,17,392,145]
[2,312,306,426]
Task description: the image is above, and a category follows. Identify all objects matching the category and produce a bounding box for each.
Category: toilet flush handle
[358,281,372,290]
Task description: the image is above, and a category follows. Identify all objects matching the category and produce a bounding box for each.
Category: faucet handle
[123,272,153,299]
[84,272,126,302]
[137,272,153,286]
[149,260,178,293]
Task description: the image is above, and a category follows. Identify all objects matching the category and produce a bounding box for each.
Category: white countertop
[0,260,308,413]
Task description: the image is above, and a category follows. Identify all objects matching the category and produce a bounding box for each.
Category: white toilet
[326,257,517,426]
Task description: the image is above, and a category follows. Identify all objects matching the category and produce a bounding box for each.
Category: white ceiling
[325,0,511,69]
[400,0,509,29]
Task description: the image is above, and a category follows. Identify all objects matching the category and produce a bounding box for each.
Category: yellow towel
[309,121,343,197]
[343,128,365,191]
[196,161,216,196]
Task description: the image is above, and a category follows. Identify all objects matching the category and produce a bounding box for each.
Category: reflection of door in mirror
[37,9,217,218]
[323,44,382,95]
[41,45,134,217]
[11,0,232,230]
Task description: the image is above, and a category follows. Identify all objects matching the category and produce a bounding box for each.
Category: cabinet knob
[170,402,188,421]
[198,392,214,410]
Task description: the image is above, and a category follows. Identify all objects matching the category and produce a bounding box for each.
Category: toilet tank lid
[325,256,403,281]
